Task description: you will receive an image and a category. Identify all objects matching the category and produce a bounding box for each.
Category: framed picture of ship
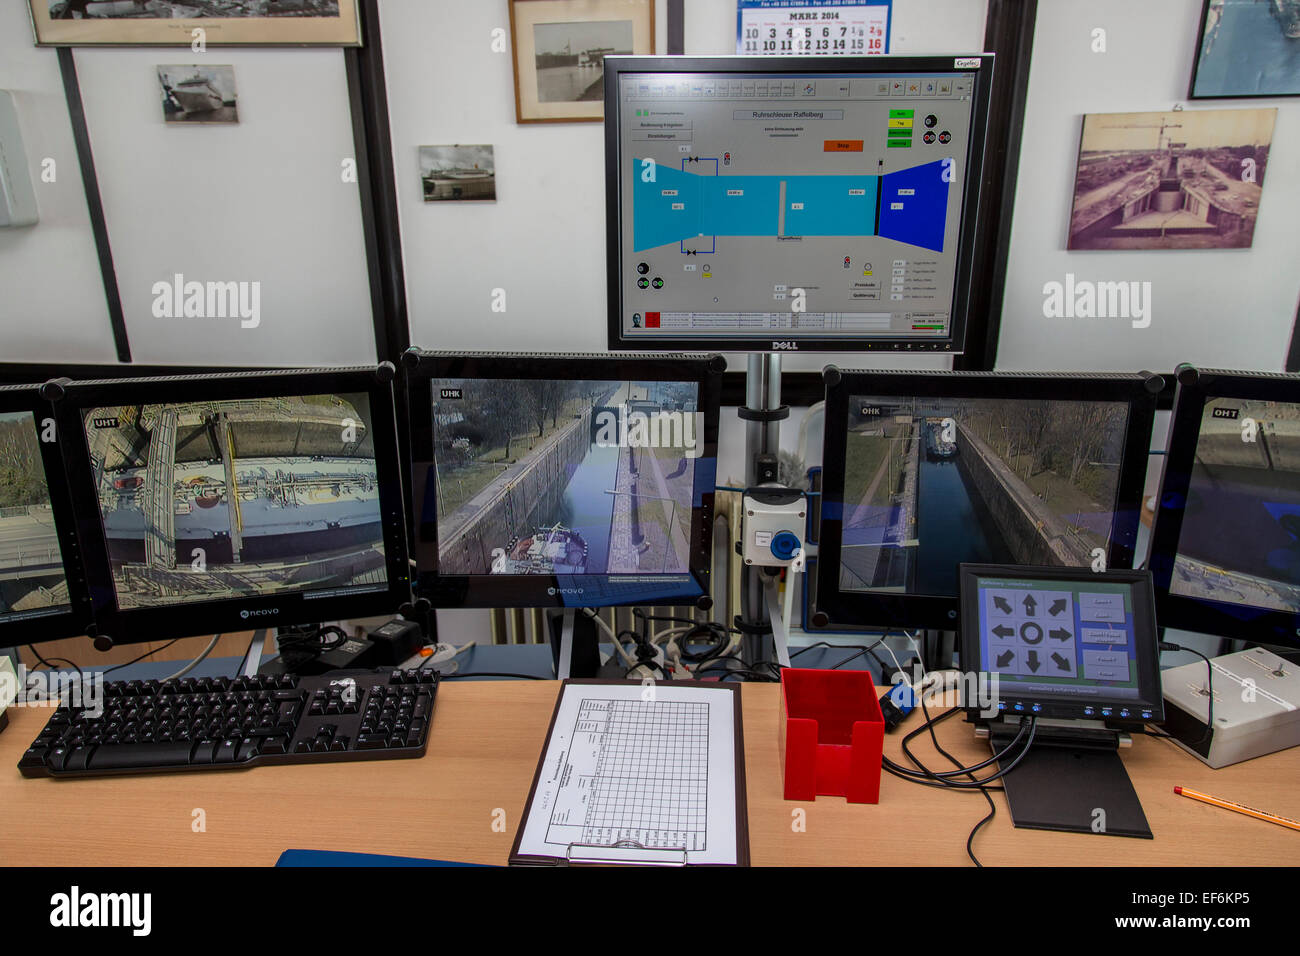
[28,1,361,47]
[420,145,496,202]
[508,0,655,123]
[159,65,238,124]
[1189,0,1300,98]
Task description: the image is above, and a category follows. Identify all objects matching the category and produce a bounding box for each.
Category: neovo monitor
[50,366,410,648]
[403,350,724,608]
[815,368,1161,631]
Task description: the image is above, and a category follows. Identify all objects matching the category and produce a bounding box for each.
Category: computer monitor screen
[405,352,723,608]
[1149,368,1300,647]
[960,565,1163,724]
[0,403,76,633]
[815,370,1160,631]
[604,54,994,352]
[56,369,410,643]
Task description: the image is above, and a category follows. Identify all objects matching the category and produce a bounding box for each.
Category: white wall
[73,47,375,367]
[395,0,985,373]
[0,0,117,365]
[998,0,1300,372]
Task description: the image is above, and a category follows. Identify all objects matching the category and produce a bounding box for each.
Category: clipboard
[508,679,750,867]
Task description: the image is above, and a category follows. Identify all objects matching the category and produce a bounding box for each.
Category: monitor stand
[986,719,1153,839]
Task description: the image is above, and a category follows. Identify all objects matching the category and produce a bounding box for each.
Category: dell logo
[239,608,278,620]
[772,341,799,351]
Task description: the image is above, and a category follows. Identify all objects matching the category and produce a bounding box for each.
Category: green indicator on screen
[889,109,914,118]
[887,139,912,148]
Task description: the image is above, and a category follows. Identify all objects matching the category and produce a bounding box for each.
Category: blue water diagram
[632,157,949,254]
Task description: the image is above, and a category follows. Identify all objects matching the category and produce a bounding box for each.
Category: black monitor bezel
[403,350,724,609]
[52,367,411,646]
[603,53,996,354]
[958,563,1164,727]
[0,385,94,645]
[814,369,1160,631]
[1148,368,1300,648]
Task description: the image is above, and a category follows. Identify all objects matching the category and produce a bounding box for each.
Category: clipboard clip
[564,840,689,867]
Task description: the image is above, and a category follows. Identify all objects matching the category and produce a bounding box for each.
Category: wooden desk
[1,682,1295,866]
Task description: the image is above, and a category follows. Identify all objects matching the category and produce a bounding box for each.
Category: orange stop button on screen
[823,140,864,152]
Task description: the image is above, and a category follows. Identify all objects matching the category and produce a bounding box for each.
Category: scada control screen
[613,66,983,350]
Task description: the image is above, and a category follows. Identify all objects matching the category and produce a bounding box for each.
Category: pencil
[1174,786,1300,833]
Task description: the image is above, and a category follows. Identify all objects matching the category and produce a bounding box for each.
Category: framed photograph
[420,145,496,202]
[508,0,655,123]
[1190,0,1300,98]
[29,1,361,47]
[1066,108,1276,251]
[159,65,238,124]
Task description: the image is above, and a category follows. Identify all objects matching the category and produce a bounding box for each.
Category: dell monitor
[0,385,92,644]
[51,366,410,648]
[604,54,995,353]
[815,368,1162,631]
[1149,366,1300,649]
[402,350,724,609]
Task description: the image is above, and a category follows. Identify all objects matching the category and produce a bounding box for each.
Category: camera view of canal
[840,395,1130,596]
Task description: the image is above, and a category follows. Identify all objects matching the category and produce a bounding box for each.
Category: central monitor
[403,351,724,609]
[52,367,410,646]
[604,54,994,353]
[815,369,1161,631]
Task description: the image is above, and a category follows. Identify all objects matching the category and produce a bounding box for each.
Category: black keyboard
[18,669,439,778]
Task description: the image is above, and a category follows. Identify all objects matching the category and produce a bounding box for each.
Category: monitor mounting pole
[738,352,788,666]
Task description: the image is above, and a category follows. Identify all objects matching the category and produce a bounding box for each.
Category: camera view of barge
[84,394,387,609]
[840,396,1130,596]
[430,377,700,577]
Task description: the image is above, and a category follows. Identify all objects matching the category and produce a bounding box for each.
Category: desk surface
[1,681,1296,866]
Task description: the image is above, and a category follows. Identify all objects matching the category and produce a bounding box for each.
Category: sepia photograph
[30,0,360,46]
[508,0,654,123]
[1066,107,1275,250]
[158,65,238,124]
[1190,0,1300,98]
[420,145,496,202]
[532,19,633,103]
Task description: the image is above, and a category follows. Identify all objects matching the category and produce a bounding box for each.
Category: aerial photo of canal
[1170,397,1300,614]
[840,395,1131,597]
[0,410,69,620]
[84,393,388,609]
[431,377,699,577]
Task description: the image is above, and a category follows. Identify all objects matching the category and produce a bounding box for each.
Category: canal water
[537,65,604,102]
[914,455,1012,595]
[550,439,620,573]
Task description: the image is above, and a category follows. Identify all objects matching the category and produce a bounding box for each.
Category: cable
[441,671,545,680]
[26,645,82,680]
[1142,641,1214,746]
[918,689,996,866]
[160,634,222,682]
[102,639,181,676]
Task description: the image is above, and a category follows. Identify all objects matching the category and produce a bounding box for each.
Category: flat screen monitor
[1149,367,1300,648]
[815,369,1161,630]
[53,367,410,646]
[403,350,724,608]
[959,564,1164,725]
[604,54,995,353]
[0,385,92,644]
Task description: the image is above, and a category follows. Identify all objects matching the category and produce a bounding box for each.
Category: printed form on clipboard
[509,680,750,866]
